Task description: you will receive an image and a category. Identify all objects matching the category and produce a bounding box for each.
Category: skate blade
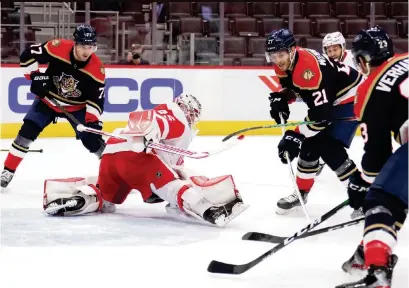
[275,205,301,215]
[45,203,67,215]
[44,200,77,215]
[165,204,249,228]
[165,206,216,227]
[216,203,249,228]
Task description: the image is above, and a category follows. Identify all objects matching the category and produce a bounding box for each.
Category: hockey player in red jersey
[1,24,106,188]
[42,94,247,227]
[337,27,408,288]
[265,29,364,215]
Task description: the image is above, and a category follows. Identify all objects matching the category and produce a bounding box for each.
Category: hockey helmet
[265,28,296,54]
[322,32,346,59]
[73,24,97,48]
[265,29,296,64]
[174,94,202,126]
[352,26,394,70]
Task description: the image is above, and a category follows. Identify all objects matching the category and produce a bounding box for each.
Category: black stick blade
[241,232,255,240]
[242,232,285,243]
[207,260,237,274]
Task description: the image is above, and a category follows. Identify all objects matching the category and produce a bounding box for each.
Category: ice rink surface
[1,136,408,288]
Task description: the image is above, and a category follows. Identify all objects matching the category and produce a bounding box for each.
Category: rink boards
[1,64,309,138]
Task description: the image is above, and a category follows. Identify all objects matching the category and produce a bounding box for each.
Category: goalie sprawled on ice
[42,94,247,227]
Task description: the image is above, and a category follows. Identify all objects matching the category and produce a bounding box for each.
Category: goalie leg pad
[190,175,240,205]
[171,165,242,205]
[153,168,247,226]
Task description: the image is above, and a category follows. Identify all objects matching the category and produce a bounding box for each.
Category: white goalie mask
[322,32,346,61]
[174,94,202,126]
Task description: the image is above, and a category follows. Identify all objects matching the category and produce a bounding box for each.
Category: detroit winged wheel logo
[53,73,82,98]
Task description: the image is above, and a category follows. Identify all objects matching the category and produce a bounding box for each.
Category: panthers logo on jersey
[53,73,82,98]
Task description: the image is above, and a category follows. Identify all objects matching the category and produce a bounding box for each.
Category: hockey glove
[269,92,290,124]
[347,170,370,210]
[82,121,105,156]
[30,72,51,99]
[85,121,104,143]
[87,120,103,131]
[278,130,305,164]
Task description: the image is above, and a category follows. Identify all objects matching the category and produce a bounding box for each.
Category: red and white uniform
[342,50,357,70]
[42,95,247,226]
[98,102,193,205]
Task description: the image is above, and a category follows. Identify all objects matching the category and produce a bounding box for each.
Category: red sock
[4,152,24,172]
[4,142,29,172]
[365,240,391,267]
[296,176,314,191]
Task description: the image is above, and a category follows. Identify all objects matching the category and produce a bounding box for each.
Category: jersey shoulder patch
[80,54,105,84]
[292,48,323,90]
[44,39,73,63]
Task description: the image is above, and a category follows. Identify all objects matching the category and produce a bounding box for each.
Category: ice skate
[342,244,366,273]
[45,196,86,216]
[203,199,248,227]
[276,190,308,214]
[336,255,398,288]
[1,169,14,188]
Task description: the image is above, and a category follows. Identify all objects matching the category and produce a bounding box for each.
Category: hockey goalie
[42,94,247,227]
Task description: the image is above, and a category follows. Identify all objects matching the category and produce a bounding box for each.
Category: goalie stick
[46,96,244,160]
[242,217,364,244]
[222,117,355,142]
[148,135,244,159]
[207,199,349,274]
[77,123,245,160]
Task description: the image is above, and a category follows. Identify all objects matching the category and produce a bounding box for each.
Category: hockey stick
[72,109,245,159]
[46,97,106,147]
[76,124,127,140]
[148,135,244,159]
[242,217,364,244]
[207,199,349,274]
[46,97,82,126]
[0,149,43,153]
[222,117,355,142]
[279,113,310,222]
[46,97,245,159]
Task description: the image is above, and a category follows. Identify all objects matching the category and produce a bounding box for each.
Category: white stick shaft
[148,135,244,159]
[76,124,127,140]
[77,124,244,159]
[280,114,311,223]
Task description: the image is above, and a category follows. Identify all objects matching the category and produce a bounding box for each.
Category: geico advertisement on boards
[1,67,307,123]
